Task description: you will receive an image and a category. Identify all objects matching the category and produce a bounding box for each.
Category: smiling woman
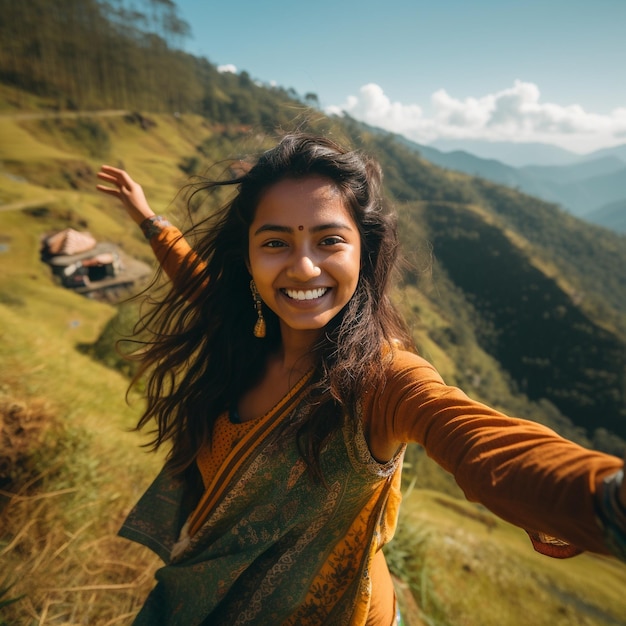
[96,133,625,626]
[249,176,362,340]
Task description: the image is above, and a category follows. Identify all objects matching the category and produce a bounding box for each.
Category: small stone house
[42,228,122,289]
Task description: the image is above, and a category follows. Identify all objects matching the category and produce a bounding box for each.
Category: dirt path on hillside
[0,198,58,212]
[0,109,128,121]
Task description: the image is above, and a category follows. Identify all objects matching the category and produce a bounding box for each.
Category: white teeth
[284,288,328,301]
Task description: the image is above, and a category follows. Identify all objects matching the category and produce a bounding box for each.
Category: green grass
[387,490,626,626]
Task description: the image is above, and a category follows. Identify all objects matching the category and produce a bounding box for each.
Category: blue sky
[174,0,626,153]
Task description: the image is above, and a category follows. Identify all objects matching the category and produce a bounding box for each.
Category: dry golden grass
[0,480,160,625]
[0,354,164,624]
[0,396,52,484]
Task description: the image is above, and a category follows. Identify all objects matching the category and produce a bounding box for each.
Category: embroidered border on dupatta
[280,404,406,625]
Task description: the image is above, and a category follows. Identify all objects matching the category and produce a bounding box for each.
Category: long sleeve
[363,349,624,556]
[147,225,206,291]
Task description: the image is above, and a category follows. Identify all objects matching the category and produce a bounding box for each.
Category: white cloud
[326,80,626,153]
[217,64,237,74]
[326,83,426,135]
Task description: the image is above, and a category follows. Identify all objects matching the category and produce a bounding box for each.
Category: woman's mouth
[283,287,329,301]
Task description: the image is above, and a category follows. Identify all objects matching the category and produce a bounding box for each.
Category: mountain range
[429,137,626,167]
[404,138,626,232]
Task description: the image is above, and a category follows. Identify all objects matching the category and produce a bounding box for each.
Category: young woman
[97,134,626,626]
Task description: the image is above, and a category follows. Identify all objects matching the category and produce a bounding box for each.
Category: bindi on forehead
[298,225,304,231]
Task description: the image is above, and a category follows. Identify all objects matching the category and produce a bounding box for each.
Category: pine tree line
[0,0,303,127]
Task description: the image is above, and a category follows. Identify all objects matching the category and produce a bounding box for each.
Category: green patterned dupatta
[120,382,405,626]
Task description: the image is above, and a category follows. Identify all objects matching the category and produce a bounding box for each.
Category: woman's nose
[286,251,322,281]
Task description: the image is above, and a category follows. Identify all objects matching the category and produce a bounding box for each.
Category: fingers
[97,165,134,189]
[96,172,118,186]
[99,165,127,179]
[96,165,134,202]
[96,165,155,224]
[96,168,124,197]
[96,166,139,205]
[95,183,120,197]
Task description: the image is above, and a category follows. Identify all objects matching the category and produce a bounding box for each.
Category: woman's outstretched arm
[364,349,625,560]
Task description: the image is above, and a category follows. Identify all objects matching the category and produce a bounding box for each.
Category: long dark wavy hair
[130,133,415,478]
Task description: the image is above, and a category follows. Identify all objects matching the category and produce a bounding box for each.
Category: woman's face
[248,175,362,344]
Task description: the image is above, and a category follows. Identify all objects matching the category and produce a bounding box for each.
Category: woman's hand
[96,165,155,226]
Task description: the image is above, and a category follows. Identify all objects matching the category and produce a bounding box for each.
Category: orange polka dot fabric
[196,412,257,488]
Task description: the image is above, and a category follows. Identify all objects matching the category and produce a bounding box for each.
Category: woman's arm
[364,349,625,559]
[96,166,200,285]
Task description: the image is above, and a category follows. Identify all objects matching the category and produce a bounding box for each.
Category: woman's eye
[264,240,286,248]
[320,236,344,246]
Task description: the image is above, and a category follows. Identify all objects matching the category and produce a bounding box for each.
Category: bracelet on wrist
[140,215,171,240]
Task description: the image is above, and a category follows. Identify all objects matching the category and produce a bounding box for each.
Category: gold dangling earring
[250,279,266,338]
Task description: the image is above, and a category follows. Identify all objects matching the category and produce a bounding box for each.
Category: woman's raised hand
[96,165,155,226]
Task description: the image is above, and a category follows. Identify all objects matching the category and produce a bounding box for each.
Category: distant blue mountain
[586,143,626,163]
[582,199,626,233]
[520,156,625,185]
[428,138,585,167]
[429,138,626,169]
[397,137,626,223]
[369,124,626,229]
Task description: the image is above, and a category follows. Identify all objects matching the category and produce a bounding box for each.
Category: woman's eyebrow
[253,224,292,236]
[310,221,353,233]
[253,221,353,236]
